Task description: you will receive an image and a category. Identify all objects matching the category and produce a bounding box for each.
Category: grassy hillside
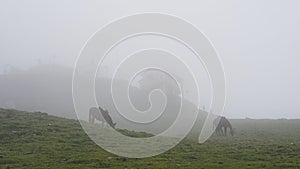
[0,109,300,169]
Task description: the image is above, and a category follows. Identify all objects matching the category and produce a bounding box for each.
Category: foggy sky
[0,0,300,118]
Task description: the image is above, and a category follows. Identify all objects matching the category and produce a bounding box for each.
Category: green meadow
[0,108,300,169]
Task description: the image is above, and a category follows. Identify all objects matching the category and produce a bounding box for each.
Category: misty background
[0,0,300,119]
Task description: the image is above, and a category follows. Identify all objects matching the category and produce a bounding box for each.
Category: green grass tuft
[0,108,300,169]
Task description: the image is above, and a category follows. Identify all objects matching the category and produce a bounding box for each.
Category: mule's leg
[217,128,220,136]
[89,113,91,123]
[220,127,224,136]
[91,113,95,124]
[89,113,93,124]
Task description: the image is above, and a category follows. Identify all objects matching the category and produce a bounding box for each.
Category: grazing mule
[98,107,116,128]
[213,116,234,136]
[89,107,116,128]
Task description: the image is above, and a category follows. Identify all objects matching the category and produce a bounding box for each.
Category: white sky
[0,0,300,118]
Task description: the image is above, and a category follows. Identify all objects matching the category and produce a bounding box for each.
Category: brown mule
[213,116,234,136]
[98,106,116,128]
[89,107,116,128]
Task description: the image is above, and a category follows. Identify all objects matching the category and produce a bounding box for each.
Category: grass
[0,108,300,169]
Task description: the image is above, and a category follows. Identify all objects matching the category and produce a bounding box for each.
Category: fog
[0,0,300,119]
